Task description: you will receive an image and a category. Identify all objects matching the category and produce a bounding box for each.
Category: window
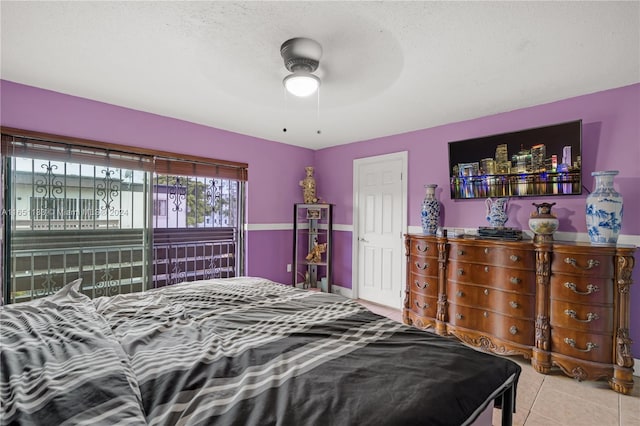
[153,199,167,217]
[151,173,242,287]
[1,129,247,303]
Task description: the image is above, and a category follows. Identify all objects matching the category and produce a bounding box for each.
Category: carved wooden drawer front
[409,292,437,319]
[403,234,636,394]
[551,252,613,277]
[410,240,438,257]
[549,274,614,305]
[448,261,536,294]
[448,243,535,269]
[448,282,535,319]
[448,304,534,346]
[409,254,437,277]
[550,329,612,363]
[409,272,437,297]
[550,300,613,333]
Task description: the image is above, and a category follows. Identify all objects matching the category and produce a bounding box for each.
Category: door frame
[351,151,408,303]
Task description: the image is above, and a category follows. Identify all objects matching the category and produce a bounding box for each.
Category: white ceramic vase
[585,170,623,245]
[485,197,509,227]
[421,184,440,235]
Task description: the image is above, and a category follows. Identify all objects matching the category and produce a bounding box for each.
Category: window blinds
[1,128,248,180]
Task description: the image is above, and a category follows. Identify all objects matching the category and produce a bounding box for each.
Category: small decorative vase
[299,166,318,203]
[529,202,559,241]
[421,184,440,235]
[485,197,509,227]
[586,170,623,245]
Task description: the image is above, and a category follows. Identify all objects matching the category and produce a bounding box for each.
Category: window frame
[1,127,248,303]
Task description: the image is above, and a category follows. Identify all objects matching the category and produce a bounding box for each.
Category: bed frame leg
[500,384,514,426]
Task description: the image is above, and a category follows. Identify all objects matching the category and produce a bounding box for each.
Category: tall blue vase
[586,170,623,245]
[421,184,440,235]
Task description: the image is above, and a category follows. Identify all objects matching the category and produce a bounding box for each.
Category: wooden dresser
[404,236,441,330]
[403,233,636,394]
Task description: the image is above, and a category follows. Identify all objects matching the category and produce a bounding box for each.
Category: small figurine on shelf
[306,239,327,263]
[300,166,318,203]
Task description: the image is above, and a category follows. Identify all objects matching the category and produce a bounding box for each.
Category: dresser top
[405,233,637,252]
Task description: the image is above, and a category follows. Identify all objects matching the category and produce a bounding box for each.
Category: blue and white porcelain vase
[586,170,623,245]
[485,197,509,228]
[421,184,440,235]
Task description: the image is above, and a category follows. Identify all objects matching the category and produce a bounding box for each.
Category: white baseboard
[330,284,353,299]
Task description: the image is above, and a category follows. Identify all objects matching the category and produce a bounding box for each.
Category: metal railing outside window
[1,130,247,303]
[151,172,242,288]
[5,155,149,302]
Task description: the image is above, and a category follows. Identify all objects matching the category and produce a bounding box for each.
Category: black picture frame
[448,120,582,200]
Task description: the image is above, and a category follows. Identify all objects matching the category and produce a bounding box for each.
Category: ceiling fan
[280,37,323,97]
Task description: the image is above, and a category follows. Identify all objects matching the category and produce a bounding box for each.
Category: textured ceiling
[1,1,639,149]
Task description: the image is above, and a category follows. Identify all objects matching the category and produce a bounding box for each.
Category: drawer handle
[484,248,490,254]
[509,301,519,308]
[564,282,600,295]
[509,326,518,335]
[564,338,598,352]
[414,261,429,270]
[414,280,430,289]
[564,309,599,323]
[416,244,428,253]
[456,290,463,297]
[483,289,489,296]
[455,313,463,320]
[484,266,490,273]
[457,249,465,256]
[510,254,519,262]
[510,277,521,285]
[483,311,489,318]
[415,301,430,309]
[457,269,464,276]
[564,257,600,270]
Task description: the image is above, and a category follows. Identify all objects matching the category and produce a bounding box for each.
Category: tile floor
[355,299,640,426]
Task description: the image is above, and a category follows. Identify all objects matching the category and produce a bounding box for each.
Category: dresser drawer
[550,274,614,305]
[551,329,612,364]
[409,292,437,319]
[551,252,613,278]
[448,282,535,319]
[448,303,534,346]
[448,261,536,294]
[550,300,613,333]
[408,238,438,257]
[408,272,438,297]
[409,254,438,276]
[448,243,535,269]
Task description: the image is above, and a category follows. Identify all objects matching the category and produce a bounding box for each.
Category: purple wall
[316,84,640,231]
[0,80,313,281]
[315,83,640,357]
[1,80,638,357]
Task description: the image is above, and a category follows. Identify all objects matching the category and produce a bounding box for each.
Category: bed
[1,277,520,426]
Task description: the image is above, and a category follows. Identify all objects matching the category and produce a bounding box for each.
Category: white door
[353,152,407,309]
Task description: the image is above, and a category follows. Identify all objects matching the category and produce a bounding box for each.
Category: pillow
[0,278,147,425]
[17,277,86,306]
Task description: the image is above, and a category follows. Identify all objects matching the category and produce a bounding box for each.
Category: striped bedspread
[0,279,146,425]
[1,277,521,425]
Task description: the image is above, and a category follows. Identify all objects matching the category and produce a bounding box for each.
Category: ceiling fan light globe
[283,73,320,97]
